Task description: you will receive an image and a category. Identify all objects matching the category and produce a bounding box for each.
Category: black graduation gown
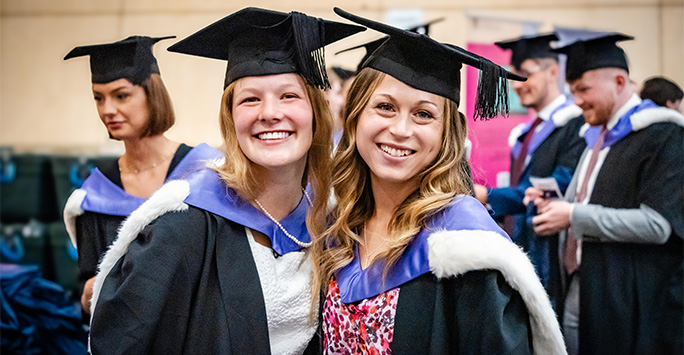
[391,270,532,354]
[89,206,273,355]
[74,144,192,293]
[576,121,683,354]
[490,114,586,292]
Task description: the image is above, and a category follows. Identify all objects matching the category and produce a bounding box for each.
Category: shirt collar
[607,94,641,130]
[537,94,566,121]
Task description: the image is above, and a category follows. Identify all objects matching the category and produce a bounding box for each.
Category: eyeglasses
[514,65,546,78]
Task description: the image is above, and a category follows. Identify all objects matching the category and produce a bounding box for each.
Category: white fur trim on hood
[63,188,86,250]
[428,230,567,355]
[551,104,583,127]
[508,123,527,147]
[630,107,684,131]
[464,138,472,160]
[89,179,190,318]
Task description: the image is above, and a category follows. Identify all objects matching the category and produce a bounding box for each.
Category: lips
[256,131,292,140]
[379,143,415,157]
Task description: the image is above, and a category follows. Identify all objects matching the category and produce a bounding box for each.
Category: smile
[256,131,292,140]
[379,144,415,157]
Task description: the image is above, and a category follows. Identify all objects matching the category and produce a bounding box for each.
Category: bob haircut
[139,73,176,137]
[311,67,473,294]
[214,73,334,244]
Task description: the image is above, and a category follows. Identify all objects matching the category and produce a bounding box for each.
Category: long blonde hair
[311,67,472,295]
[213,74,333,245]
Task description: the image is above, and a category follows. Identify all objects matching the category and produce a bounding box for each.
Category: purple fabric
[584,99,659,149]
[80,143,221,216]
[183,168,310,256]
[512,99,573,159]
[335,195,510,303]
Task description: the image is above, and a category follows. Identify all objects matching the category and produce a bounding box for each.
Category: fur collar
[428,230,566,355]
[89,179,190,319]
[63,189,86,250]
[580,107,684,137]
[552,104,583,127]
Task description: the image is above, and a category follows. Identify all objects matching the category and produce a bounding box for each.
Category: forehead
[373,74,444,106]
[92,78,136,92]
[234,73,306,91]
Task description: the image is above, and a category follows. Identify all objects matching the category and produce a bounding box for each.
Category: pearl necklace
[253,189,313,248]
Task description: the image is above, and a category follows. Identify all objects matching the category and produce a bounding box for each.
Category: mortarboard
[494,33,559,70]
[331,66,356,81]
[336,18,444,72]
[333,8,526,119]
[64,35,175,85]
[553,33,633,81]
[167,7,365,89]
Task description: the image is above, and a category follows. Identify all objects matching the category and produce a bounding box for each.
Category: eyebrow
[92,85,132,95]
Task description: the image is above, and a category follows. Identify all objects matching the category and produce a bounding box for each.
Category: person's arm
[89,212,205,355]
[571,203,671,244]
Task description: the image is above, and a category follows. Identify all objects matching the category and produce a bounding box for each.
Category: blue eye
[416,110,434,119]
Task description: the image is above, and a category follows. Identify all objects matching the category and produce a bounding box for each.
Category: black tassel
[289,12,330,89]
[474,57,510,120]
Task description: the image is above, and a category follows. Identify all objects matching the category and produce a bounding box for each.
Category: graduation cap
[64,35,175,85]
[336,18,444,72]
[167,7,365,89]
[553,33,633,81]
[333,8,526,120]
[331,66,356,81]
[494,33,559,70]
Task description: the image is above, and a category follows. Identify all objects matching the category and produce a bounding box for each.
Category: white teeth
[380,144,413,157]
[257,132,291,140]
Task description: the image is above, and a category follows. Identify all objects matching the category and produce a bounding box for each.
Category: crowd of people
[62,6,682,355]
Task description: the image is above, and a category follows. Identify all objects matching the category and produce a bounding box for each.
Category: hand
[524,187,551,210]
[532,200,572,236]
[81,276,96,313]
[474,184,488,205]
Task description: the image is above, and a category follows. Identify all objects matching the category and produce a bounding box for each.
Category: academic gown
[327,196,567,355]
[88,169,318,355]
[62,144,221,309]
[489,100,585,290]
[565,103,684,354]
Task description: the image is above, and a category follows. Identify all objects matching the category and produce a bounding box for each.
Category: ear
[614,72,628,92]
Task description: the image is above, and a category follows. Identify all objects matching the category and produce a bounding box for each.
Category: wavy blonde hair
[311,67,472,295]
[213,74,333,246]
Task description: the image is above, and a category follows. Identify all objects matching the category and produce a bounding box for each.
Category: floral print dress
[322,278,400,355]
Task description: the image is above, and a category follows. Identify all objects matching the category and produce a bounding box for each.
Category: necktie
[511,117,543,186]
[564,126,608,275]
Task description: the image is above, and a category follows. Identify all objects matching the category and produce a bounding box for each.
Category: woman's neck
[121,134,177,166]
[252,163,307,221]
[367,176,418,236]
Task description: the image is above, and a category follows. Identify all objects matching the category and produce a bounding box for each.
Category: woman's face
[92,78,149,141]
[356,74,444,189]
[232,73,314,171]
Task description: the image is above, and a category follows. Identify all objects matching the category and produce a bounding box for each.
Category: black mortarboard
[167,7,365,89]
[333,8,526,119]
[64,35,175,85]
[553,33,633,81]
[332,66,356,81]
[494,33,559,70]
[336,18,444,72]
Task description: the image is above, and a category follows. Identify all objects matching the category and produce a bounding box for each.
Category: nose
[573,94,584,107]
[101,98,117,116]
[387,113,412,139]
[258,97,284,122]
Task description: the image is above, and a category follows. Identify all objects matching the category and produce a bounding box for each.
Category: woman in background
[62,35,219,318]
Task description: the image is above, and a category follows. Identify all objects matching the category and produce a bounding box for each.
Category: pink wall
[465,43,534,187]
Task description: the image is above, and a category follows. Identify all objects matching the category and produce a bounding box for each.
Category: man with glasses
[475,33,585,301]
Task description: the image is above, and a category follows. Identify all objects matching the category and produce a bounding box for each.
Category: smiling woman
[310,8,566,355]
[86,7,365,355]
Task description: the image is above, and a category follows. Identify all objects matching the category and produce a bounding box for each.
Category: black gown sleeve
[89,209,209,355]
[451,270,533,355]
